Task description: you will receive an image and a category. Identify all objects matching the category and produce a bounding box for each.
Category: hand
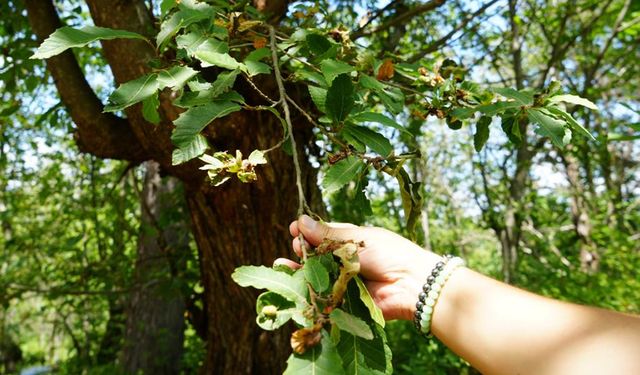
[276,215,443,321]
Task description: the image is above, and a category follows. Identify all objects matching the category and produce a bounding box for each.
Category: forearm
[427,268,640,375]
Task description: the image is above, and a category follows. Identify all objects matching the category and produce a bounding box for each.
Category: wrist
[399,251,445,321]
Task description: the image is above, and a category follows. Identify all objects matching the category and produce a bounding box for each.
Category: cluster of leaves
[232,239,391,374]
[199,149,266,186]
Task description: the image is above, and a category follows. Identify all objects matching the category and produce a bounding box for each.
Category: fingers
[273,258,301,270]
[297,215,360,245]
[289,220,299,237]
[291,236,311,258]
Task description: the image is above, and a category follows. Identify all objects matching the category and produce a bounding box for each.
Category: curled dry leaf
[253,37,267,49]
[290,325,322,354]
[377,59,394,81]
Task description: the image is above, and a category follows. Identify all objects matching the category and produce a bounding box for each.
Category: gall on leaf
[376,59,395,81]
[253,36,267,49]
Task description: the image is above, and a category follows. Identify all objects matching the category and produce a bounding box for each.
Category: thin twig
[242,74,278,105]
[269,26,308,261]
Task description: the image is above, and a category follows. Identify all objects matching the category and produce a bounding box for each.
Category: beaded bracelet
[413,255,465,336]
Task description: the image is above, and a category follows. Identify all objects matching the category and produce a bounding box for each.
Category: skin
[276,215,640,375]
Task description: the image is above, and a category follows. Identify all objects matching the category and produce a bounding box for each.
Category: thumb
[298,215,359,246]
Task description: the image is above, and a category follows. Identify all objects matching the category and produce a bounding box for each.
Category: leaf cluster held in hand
[232,238,391,374]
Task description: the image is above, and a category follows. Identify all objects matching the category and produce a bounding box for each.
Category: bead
[414,310,422,319]
[426,276,435,284]
[436,276,445,284]
[419,292,427,301]
[431,283,441,293]
[427,290,438,300]
[416,301,424,309]
[425,297,435,307]
[436,262,445,270]
[423,306,433,315]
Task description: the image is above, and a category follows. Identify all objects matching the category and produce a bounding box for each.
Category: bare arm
[431,268,640,375]
[284,216,640,375]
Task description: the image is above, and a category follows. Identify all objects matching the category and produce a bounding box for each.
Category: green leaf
[303,257,330,293]
[354,174,373,217]
[231,266,307,303]
[351,112,410,136]
[176,31,208,55]
[474,116,491,152]
[337,281,392,375]
[450,107,477,120]
[104,73,159,112]
[157,66,198,90]
[171,101,241,164]
[323,156,366,194]
[245,47,271,61]
[160,0,178,17]
[527,108,568,147]
[546,106,596,141]
[195,50,243,70]
[500,115,522,144]
[493,87,533,105]
[396,167,422,241]
[209,69,239,97]
[359,75,385,91]
[284,331,345,375]
[171,134,208,165]
[354,277,384,328]
[330,308,374,340]
[32,26,147,59]
[157,7,212,49]
[306,34,332,56]
[142,92,161,125]
[255,291,296,330]
[548,94,598,110]
[476,101,522,116]
[608,133,640,141]
[308,86,327,113]
[326,74,355,123]
[296,69,328,87]
[321,59,356,85]
[342,125,393,157]
[244,60,271,77]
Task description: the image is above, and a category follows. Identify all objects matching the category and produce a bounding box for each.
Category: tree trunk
[185,108,323,374]
[561,150,599,272]
[121,161,189,375]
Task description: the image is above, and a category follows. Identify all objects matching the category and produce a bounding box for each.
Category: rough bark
[121,161,189,375]
[561,150,599,272]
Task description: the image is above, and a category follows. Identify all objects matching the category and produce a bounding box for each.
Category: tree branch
[408,0,499,63]
[24,0,149,162]
[352,0,446,40]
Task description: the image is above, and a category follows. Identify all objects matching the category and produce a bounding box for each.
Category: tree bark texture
[26,1,323,373]
[121,161,189,375]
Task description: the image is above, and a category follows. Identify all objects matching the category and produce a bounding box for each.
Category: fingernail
[300,215,317,231]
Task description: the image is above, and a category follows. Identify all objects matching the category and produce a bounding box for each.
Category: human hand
[276,215,443,321]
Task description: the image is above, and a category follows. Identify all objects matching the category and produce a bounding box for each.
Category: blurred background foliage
[1,0,639,373]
